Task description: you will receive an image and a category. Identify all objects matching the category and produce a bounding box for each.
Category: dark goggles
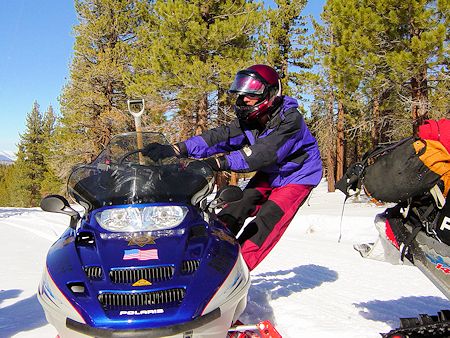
[229,72,266,96]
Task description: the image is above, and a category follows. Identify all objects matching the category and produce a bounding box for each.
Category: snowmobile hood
[44,207,242,329]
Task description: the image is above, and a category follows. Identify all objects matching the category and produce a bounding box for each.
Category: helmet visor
[229,73,265,96]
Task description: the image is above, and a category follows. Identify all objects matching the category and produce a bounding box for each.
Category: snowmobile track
[382,309,450,338]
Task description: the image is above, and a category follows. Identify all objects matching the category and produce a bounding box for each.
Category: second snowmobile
[336,136,450,338]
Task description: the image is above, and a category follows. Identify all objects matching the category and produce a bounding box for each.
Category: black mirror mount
[40,195,81,229]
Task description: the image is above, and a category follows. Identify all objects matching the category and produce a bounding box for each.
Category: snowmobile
[37,131,276,338]
[336,139,450,338]
[368,202,450,338]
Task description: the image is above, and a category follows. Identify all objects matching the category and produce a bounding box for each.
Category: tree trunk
[326,90,336,192]
[217,88,227,124]
[195,94,209,135]
[174,110,191,141]
[326,145,336,192]
[353,135,359,164]
[408,10,429,134]
[371,95,380,147]
[411,66,429,134]
[336,99,345,181]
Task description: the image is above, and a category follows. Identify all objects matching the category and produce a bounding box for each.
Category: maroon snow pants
[218,172,313,271]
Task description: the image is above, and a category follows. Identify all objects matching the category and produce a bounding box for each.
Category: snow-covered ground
[1,181,449,338]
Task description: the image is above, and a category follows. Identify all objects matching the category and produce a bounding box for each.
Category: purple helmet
[228,64,282,122]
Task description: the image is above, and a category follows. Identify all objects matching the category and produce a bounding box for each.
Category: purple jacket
[180,96,322,187]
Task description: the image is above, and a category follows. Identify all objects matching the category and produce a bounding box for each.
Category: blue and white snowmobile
[37,132,252,338]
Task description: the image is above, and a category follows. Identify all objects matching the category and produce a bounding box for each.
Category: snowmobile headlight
[142,206,188,230]
[95,206,188,232]
[96,208,142,232]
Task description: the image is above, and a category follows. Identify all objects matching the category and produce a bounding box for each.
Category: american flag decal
[123,249,159,261]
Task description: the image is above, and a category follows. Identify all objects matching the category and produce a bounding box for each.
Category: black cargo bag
[362,138,443,202]
[336,137,450,203]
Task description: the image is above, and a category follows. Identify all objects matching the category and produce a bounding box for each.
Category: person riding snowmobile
[143,64,323,270]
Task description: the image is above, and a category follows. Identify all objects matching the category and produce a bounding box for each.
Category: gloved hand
[203,157,228,171]
[142,143,176,161]
[335,162,364,196]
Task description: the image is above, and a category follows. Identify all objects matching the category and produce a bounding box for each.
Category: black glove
[142,143,176,161]
[203,157,228,171]
[335,162,364,196]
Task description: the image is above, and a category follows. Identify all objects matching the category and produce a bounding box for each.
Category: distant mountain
[0,151,16,165]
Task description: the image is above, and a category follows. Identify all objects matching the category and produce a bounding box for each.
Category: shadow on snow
[0,289,47,337]
[241,264,338,324]
[355,295,450,328]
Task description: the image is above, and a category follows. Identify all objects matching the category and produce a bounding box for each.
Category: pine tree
[323,0,449,135]
[265,0,311,98]
[308,17,338,191]
[0,164,15,206]
[383,0,448,127]
[56,0,140,178]
[314,0,449,187]
[319,0,361,181]
[13,102,46,207]
[340,0,449,135]
[129,0,265,140]
[40,105,64,196]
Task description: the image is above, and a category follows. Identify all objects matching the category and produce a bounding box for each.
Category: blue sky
[0,0,325,152]
[0,1,77,151]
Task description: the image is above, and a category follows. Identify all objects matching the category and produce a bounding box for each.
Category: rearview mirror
[40,195,80,229]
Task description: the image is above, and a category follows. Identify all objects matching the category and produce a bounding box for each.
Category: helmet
[228,64,282,121]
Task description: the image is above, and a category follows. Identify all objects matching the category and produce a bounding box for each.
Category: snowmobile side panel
[369,214,450,299]
[410,228,450,300]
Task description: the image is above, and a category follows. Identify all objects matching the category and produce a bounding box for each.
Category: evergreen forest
[1,0,449,207]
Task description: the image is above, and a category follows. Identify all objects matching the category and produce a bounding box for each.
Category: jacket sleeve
[180,119,247,158]
[225,110,308,172]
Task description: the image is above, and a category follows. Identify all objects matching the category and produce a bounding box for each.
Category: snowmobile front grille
[84,266,103,279]
[98,288,185,308]
[109,266,174,283]
[181,259,200,274]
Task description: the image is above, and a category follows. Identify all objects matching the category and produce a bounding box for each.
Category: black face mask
[234,95,255,120]
[234,94,269,121]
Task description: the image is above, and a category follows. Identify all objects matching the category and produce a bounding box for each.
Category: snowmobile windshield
[67,132,214,211]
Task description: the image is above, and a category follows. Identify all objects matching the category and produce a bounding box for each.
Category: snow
[0,151,16,161]
[1,181,449,338]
